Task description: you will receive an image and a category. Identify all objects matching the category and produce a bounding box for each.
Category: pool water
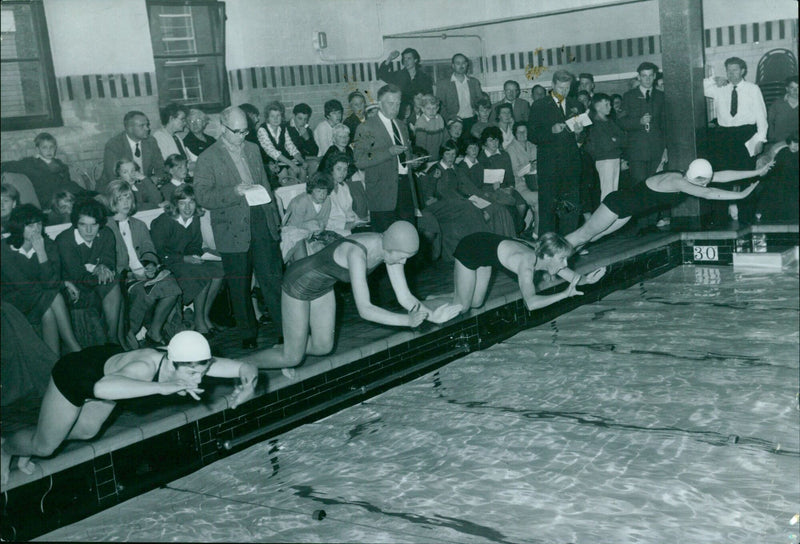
[39,265,800,543]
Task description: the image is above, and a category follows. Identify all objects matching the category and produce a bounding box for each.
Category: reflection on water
[39,266,800,544]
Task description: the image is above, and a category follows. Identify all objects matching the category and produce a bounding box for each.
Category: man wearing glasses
[194,107,283,349]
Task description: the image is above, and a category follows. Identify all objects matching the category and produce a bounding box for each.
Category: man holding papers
[529,70,585,236]
[194,107,283,349]
[354,84,423,233]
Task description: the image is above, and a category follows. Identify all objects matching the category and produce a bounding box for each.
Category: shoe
[655,218,671,228]
[241,337,258,349]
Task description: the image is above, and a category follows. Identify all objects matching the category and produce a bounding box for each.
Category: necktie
[134,142,141,158]
[172,134,187,159]
[645,90,651,102]
[390,120,407,165]
[730,85,738,117]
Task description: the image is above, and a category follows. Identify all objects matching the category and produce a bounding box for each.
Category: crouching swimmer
[250,221,462,372]
[1,331,257,487]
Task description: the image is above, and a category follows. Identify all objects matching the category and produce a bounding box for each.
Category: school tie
[645,90,651,102]
[172,134,187,159]
[730,85,738,117]
[134,142,141,158]
[391,120,407,164]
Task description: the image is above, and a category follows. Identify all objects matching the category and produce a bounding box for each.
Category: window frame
[146,0,230,113]
[0,0,62,131]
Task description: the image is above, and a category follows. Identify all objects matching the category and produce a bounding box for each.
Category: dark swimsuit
[602,180,685,219]
[453,232,511,270]
[51,344,126,407]
[282,238,371,301]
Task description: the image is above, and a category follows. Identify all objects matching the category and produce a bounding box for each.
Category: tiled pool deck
[1,223,797,540]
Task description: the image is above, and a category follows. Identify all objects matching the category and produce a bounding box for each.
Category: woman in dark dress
[2,204,82,354]
[150,183,224,334]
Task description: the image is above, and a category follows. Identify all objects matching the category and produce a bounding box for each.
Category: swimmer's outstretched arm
[348,255,427,327]
[93,361,204,400]
[385,262,462,323]
[557,266,606,286]
[711,161,774,183]
[520,267,582,311]
[207,358,258,409]
[680,179,760,200]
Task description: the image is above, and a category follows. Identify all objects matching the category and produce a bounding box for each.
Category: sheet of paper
[243,184,272,206]
[483,169,505,184]
[744,135,762,157]
[468,195,492,209]
[201,252,222,262]
[516,162,532,177]
[565,112,592,132]
[274,183,306,209]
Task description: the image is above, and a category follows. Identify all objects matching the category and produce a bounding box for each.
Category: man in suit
[353,83,420,233]
[436,53,483,134]
[529,70,585,236]
[493,80,530,124]
[100,111,165,194]
[193,107,283,349]
[619,62,666,188]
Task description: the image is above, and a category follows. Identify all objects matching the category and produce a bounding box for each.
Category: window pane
[155,58,223,106]
[149,4,219,57]
[0,5,41,60]
[1,60,49,117]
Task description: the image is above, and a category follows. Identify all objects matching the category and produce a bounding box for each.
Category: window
[0,1,62,130]
[146,0,228,112]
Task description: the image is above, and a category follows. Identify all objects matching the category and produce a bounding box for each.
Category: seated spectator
[46,190,76,226]
[150,184,224,334]
[767,76,799,145]
[505,122,539,224]
[1,183,20,236]
[318,123,356,176]
[2,132,89,208]
[531,85,547,103]
[343,91,367,144]
[287,103,319,160]
[324,152,366,236]
[446,118,467,158]
[281,172,335,263]
[257,101,306,180]
[493,80,530,123]
[152,103,190,161]
[419,141,514,260]
[314,99,344,156]
[1,204,82,355]
[611,93,626,120]
[113,158,162,211]
[584,93,626,200]
[55,198,121,344]
[266,161,303,189]
[101,111,165,194]
[469,97,495,139]
[160,154,190,203]
[478,127,532,235]
[239,102,267,164]
[106,180,181,348]
[183,108,216,161]
[414,94,447,161]
[495,103,516,149]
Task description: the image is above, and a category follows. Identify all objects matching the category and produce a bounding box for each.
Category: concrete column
[659,0,706,227]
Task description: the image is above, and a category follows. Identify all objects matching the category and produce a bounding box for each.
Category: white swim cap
[686,158,713,181]
[167,331,212,363]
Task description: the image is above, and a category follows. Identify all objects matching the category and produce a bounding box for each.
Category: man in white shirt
[436,53,483,135]
[704,56,768,223]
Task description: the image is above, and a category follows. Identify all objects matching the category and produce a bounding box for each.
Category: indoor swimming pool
[38,265,800,543]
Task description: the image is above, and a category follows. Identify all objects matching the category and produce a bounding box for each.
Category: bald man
[193,107,283,349]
